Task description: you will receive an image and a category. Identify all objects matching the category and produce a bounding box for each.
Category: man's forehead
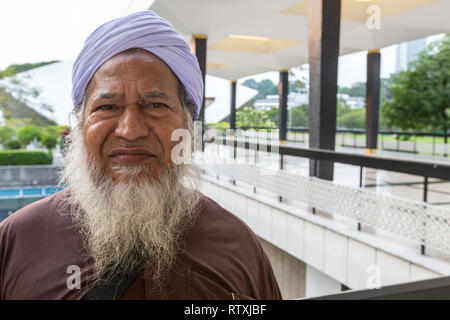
[86,51,180,100]
[93,51,175,80]
[91,90,171,101]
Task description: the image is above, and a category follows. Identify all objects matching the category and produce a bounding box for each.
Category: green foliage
[338,79,392,101]
[236,106,275,127]
[0,126,13,144]
[289,104,309,127]
[236,103,370,130]
[338,82,366,98]
[16,125,42,147]
[4,139,21,150]
[3,117,34,131]
[41,134,58,150]
[241,79,278,106]
[0,150,53,165]
[289,80,305,93]
[381,34,450,138]
[40,125,65,149]
[265,107,279,125]
[0,61,60,79]
[208,122,229,128]
[337,108,366,129]
[241,78,306,107]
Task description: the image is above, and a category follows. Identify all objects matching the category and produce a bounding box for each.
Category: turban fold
[72,10,203,120]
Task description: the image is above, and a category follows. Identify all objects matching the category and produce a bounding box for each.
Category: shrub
[0,127,14,144]
[4,139,21,150]
[41,134,58,151]
[16,125,42,148]
[0,150,53,165]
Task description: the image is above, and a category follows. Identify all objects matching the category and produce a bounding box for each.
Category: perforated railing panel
[200,163,450,255]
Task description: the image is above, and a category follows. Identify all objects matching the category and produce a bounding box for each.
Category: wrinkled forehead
[85,49,182,100]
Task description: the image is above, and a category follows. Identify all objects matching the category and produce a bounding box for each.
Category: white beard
[58,121,201,287]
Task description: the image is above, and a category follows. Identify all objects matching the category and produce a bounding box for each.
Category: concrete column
[307,0,341,181]
[230,80,237,130]
[279,69,289,142]
[366,49,381,154]
[191,34,207,123]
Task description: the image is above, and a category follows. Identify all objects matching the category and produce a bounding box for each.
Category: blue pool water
[0,186,64,198]
[0,186,65,221]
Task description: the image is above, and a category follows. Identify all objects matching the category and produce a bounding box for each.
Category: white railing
[200,163,450,255]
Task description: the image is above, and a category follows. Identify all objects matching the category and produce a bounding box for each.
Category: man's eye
[96,105,115,111]
[148,103,168,109]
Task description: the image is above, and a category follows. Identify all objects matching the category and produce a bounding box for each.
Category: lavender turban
[72,10,203,120]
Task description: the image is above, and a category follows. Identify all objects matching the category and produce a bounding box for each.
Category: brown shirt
[0,188,282,300]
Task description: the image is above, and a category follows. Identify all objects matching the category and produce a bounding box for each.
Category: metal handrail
[210,137,450,180]
[208,125,450,138]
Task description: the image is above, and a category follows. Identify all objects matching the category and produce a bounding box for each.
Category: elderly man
[0,11,281,300]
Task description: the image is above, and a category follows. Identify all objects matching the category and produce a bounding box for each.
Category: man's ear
[187,103,196,118]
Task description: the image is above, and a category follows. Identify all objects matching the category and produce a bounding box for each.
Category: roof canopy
[126,0,450,80]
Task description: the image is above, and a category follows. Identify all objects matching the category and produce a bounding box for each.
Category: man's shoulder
[0,188,69,236]
[179,194,282,300]
[187,194,263,254]
[200,195,258,237]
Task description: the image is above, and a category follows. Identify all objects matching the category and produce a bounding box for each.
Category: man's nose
[114,105,150,141]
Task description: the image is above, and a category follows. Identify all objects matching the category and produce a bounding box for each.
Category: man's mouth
[109,148,155,165]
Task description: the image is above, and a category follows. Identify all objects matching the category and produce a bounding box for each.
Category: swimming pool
[0,186,65,198]
[0,186,65,221]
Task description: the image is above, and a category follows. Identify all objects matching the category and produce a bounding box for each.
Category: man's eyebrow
[93,92,123,100]
[90,91,170,101]
[140,91,170,99]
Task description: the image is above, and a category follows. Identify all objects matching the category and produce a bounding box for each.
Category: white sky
[0,0,130,70]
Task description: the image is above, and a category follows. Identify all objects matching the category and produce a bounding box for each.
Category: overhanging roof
[125,0,450,80]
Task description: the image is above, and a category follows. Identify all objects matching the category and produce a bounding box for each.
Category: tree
[16,125,42,148]
[0,126,13,144]
[0,61,59,79]
[40,125,67,152]
[41,134,58,153]
[289,104,308,127]
[382,34,450,143]
[242,79,278,106]
[337,108,366,129]
[339,82,366,98]
[265,107,279,125]
[236,106,275,127]
[338,78,392,102]
[4,139,21,150]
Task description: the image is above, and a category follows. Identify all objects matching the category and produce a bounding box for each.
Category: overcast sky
[0,0,130,70]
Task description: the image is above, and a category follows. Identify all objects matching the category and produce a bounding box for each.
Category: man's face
[82,49,186,183]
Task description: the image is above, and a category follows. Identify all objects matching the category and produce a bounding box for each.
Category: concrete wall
[305,265,342,298]
[259,237,306,299]
[0,165,62,187]
[199,175,447,292]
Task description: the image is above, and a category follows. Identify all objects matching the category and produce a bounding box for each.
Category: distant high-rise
[396,38,427,72]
